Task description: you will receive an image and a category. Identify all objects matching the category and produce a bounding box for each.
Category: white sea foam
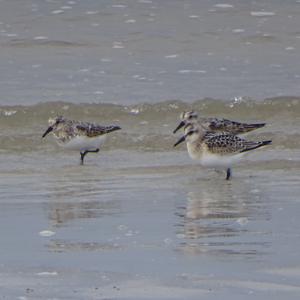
[60,6,72,10]
[232,28,245,33]
[165,54,178,58]
[78,68,90,73]
[3,33,18,37]
[51,10,64,15]
[94,91,104,95]
[251,11,276,17]
[125,19,136,23]
[39,230,56,237]
[86,11,99,15]
[118,225,128,231]
[178,70,207,74]
[112,5,127,8]
[214,4,234,8]
[2,110,17,116]
[130,108,140,115]
[113,42,124,49]
[36,271,58,276]
[33,36,48,40]
[101,58,112,62]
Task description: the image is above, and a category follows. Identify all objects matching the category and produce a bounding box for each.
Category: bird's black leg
[226,168,231,180]
[80,151,88,165]
[80,149,100,165]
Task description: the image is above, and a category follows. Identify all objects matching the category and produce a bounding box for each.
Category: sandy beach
[0,0,300,299]
[1,143,300,299]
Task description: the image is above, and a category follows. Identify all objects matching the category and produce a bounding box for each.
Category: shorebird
[42,116,121,165]
[174,123,271,180]
[173,111,265,134]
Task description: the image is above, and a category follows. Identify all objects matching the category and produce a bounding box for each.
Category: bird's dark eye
[188,115,192,119]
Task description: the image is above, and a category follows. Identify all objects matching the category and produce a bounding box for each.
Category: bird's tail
[236,122,266,133]
[105,125,122,133]
[241,140,272,153]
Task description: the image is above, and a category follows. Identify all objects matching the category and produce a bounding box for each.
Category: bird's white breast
[200,152,244,169]
[187,142,244,169]
[187,143,202,160]
[60,135,107,151]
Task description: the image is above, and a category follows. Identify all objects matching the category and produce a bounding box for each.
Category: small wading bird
[173,111,266,135]
[174,123,271,180]
[42,116,121,165]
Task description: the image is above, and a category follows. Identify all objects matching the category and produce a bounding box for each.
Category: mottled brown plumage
[204,132,270,154]
[174,123,272,180]
[42,116,121,164]
[173,111,265,134]
[43,116,121,141]
[76,123,121,138]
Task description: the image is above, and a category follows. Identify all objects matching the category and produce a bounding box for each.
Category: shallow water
[1,0,300,299]
[1,0,300,105]
[1,150,300,299]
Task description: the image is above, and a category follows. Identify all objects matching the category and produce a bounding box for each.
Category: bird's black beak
[173,121,185,134]
[42,126,53,138]
[174,135,186,147]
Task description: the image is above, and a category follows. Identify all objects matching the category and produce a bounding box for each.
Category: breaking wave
[0,97,299,152]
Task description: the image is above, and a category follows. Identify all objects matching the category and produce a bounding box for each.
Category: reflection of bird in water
[175,182,269,257]
[181,187,248,240]
[174,123,271,180]
[173,111,266,135]
[48,200,120,227]
[42,116,121,164]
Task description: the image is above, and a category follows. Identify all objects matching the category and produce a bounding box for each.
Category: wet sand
[1,149,300,299]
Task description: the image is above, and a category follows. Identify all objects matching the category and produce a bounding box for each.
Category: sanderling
[42,116,121,165]
[174,123,271,180]
[173,111,265,134]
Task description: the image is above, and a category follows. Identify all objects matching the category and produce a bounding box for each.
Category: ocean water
[1,1,300,299]
[1,0,300,105]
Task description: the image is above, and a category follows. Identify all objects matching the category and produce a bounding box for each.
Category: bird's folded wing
[205,134,246,154]
[76,123,107,137]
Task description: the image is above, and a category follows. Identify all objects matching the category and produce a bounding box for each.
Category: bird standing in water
[42,116,121,165]
[174,123,271,180]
